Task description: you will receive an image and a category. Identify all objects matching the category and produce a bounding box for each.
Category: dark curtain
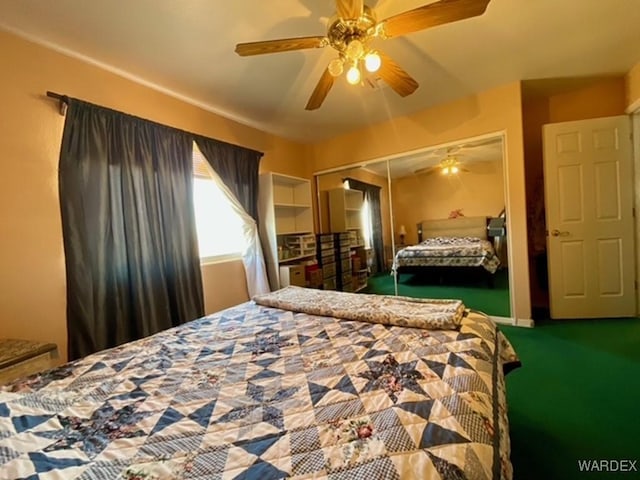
[59,99,204,360]
[344,178,385,274]
[194,136,263,221]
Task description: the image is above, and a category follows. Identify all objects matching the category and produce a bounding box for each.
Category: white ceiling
[1,0,639,143]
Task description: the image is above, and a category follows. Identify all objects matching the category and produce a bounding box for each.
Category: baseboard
[491,316,515,325]
[515,317,535,328]
[490,316,535,328]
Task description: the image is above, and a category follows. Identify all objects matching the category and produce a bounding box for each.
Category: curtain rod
[43,90,264,157]
[46,91,69,115]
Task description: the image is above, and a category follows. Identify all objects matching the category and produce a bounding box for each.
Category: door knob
[550,229,570,237]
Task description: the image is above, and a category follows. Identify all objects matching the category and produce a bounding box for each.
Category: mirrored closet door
[313,134,512,319]
[386,135,511,318]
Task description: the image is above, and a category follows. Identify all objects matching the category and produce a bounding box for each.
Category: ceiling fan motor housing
[327,6,378,54]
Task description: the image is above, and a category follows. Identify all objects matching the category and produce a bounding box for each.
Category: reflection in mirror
[314,161,393,294]
[312,135,511,320]
[384,135,511,318]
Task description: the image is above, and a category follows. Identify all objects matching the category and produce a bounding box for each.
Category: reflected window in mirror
[361,197,373,249]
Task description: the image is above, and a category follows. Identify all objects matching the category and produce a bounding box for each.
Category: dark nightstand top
[0,339,58,370]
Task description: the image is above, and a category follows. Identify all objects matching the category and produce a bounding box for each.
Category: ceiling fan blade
[335,0,364,19]
[376,52,419,97]
[414,166,437,176]
[305,67,335,110]
[235,36,326,56]
[381,0,490,38]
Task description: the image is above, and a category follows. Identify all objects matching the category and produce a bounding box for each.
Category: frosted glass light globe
[346,39,364,60]
[346,65,361,85]
[328,58,344,77]
[364,52,381,72]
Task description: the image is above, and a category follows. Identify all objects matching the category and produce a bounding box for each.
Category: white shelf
[259,172,315,291]
[274,203,312,209]
[277,229,313,235]
[279,253,316,263]
[328,188,364,234]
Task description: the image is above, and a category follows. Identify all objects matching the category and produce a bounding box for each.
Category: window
[192,143,248,262]
[361,197,373,249]
[345,179,373,249]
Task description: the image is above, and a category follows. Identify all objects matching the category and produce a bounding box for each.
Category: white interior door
[543,115,635,318]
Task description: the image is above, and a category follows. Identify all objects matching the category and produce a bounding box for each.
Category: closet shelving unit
[328,187,368,292]
[259,172,315,290]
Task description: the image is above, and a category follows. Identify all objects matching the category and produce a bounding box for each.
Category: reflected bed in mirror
[393,216,500,284]
[380,134,510,318]
[389,215,509,317]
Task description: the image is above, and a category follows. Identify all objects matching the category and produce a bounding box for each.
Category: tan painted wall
[548,77,627,123]
[201,260,249,315]
[625,61,640,111]
[0,30,308,362]
[311,82,530,321]
[521,93,550,254]
[391,159,504,243]
[521,93,551,312]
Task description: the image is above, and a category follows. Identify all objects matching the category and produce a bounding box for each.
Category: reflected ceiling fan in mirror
[414,150,469,176]
[234,0,491,110]
[437,155,469,175]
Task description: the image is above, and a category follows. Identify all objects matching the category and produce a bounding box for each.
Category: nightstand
[488,217,507,267]
[0,339,59,385]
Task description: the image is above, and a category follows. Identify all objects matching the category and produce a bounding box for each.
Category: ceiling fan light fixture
[364,51,381,72]
[235,0,492,109]
[328,57,344,77]
[439,155,462,175]
[346,64,361,85]
[345,39,364,60]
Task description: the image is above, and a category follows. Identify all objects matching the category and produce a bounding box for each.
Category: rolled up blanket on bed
[253,286,466,330]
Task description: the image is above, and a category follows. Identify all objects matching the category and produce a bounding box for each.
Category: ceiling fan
[414,151,470,176]
[234,0,491,110]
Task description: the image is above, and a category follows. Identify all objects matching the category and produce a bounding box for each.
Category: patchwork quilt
[393,237,501,274]
[0,292,519,479]
[253,286,467,331]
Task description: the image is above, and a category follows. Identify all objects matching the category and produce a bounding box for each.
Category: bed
[0,287,519,479]
[393,216,501,286]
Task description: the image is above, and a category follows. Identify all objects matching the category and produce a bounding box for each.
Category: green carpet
[363,269,511,317]
[501,318,640,479]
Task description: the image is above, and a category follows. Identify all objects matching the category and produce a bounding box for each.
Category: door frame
[632,111,640,315]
